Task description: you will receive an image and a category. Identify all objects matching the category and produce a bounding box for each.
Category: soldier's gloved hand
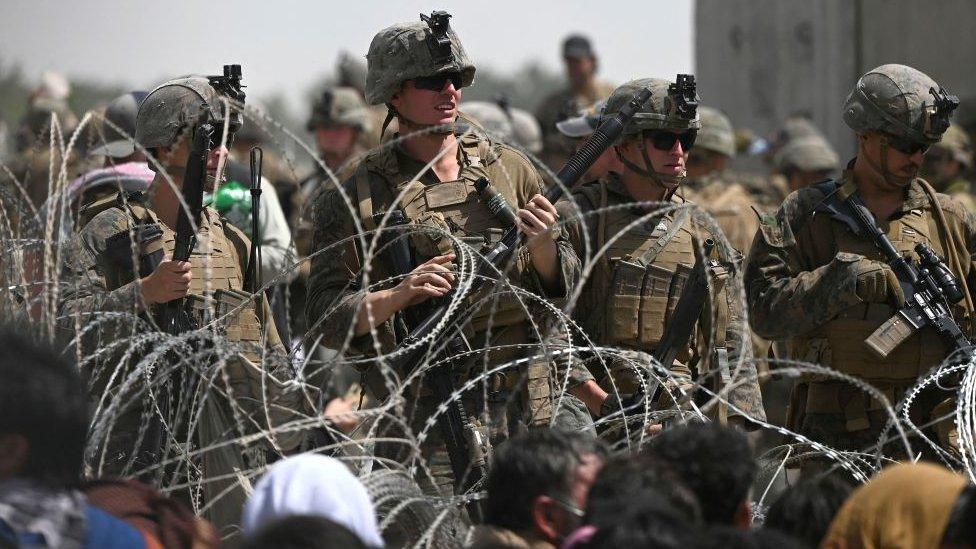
[140,258,192,305]
[854,257,905,306]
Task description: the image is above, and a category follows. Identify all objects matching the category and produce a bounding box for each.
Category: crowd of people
[3,7,976,549]
[3,328,976,547]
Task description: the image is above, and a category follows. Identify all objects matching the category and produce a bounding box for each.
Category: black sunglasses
[644,129,697,151]
[413,71,463,92]
[884,133,930,155]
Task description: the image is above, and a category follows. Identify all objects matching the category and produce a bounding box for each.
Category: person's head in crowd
[83,478,219,549]
[692,525,806,549]
[0,326,87,488]
[242,454,384,548]
[460,100,542,155]
[91,91,149,165]
[239,515,368,549]
[565,454,701,549]
[823,462,976,549]
[763,476,852,548]
[556,99,621,182]
[561,34,599,93]
[687,106,735,180]
[922,125,973,190]
[773,135,840,191]
[307,87,371,169]
[765,114,826,166]
[484,429,608,546]
[644,422,756,529]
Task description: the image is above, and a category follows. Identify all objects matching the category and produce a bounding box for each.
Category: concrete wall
[695,0,976,165]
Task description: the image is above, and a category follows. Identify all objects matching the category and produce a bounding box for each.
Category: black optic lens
[885,133,929,155]
[413,71,462,92]
[647,129,697,151]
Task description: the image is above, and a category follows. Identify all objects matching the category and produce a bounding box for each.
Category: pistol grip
[865,311,917,359]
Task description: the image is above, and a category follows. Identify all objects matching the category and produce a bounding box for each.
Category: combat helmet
[933,125,973,169]
[461,99,543,154]
[696,106,735,158]
[604,76,700,137]
[843,64,958,145]
[774,135,840,174]
[136,67,245,151]
[603,76,700,188]
[306,87,373,134]
[364,11,476,106]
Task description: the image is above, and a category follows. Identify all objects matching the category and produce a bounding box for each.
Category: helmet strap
[614,135,684,197]
[863,135,911,188]
[386,104,454,137]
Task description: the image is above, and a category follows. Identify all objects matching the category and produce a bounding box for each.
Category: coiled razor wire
[2,106,975,547]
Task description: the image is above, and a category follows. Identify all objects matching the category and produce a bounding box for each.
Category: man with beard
[745,64,976,459]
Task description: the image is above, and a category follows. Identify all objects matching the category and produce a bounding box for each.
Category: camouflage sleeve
[506,147,581,299]
[57,209,145,323]
[303,178,394,354]
[743,191,863,340]
[553,196,597,387]
[932,192,976,309]
[721,266,766,422]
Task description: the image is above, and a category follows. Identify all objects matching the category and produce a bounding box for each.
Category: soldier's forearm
[59,278,144,321]
[527,237,560,294]
[748,255,862,339]
[354,288,405,336]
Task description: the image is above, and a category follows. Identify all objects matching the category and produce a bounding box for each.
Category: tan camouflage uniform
[558,173,765,424]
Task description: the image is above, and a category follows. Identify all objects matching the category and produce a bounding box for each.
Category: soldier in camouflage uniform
[684,106,763,255]
[922,125,976,210]
[773,134,840,193]
[535,34,615,171]
[745,64,976,459]
[556,78,766,431]
[304,12,579,495]
[460,100,543,156]
[58,74,303,532]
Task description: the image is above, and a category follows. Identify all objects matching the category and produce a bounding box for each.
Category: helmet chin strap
[385,104,455,137]
[863,136,912,188]
[614,139,686,199]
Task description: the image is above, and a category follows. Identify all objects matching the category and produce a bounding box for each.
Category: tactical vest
[352,135,552,423]
[796,183,970,384]
[80,192,268,362]
[790,180,973,425]
[575,179,731,390]
[354,134,530,332]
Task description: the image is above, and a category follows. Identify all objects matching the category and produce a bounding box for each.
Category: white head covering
[242,454,384,547]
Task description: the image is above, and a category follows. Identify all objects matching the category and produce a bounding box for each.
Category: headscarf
[241,454,384,547]
[823,462,969,549]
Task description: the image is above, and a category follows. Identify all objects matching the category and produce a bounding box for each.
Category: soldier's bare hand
[140,258,192,305]
[324,395,361,434]
[517,194,559,244]
[393,253,456,308]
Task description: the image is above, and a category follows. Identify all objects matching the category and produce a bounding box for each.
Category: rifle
[377,87,652,519]
[158,113,213,334]
[378,208,488,522]
[611,239,722,419]
[394,87,654,358]
[813,181,972,358]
